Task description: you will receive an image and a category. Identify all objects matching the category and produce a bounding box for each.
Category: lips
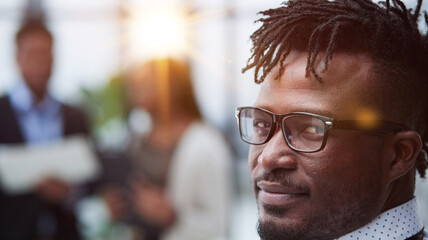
[257,180,308,206]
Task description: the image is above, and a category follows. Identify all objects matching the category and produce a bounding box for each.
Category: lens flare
[123,4,190,62]
[356,107,380,129]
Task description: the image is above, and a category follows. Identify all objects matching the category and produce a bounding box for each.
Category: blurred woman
[125,58,232,240]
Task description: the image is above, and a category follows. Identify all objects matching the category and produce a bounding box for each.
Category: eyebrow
[254,105,335,118]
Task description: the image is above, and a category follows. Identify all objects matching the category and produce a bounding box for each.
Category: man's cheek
[248,145,263,170]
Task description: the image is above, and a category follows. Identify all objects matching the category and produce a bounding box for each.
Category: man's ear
[386,131,422,182]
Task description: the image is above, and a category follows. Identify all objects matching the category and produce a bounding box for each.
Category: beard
[257,198,379,240]
[258,218,310,240]
[255,173,383,240]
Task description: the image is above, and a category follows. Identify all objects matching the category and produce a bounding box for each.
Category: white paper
[0,135,100,194]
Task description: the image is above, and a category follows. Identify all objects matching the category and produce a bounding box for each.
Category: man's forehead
[257,50,380,119]
[271,50,373,85]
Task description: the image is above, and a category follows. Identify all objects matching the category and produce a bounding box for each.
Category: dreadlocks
[243,0,428,177]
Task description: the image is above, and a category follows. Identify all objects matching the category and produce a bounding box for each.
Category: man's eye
[303,126,321,134]
[299,125,324,141]
[254,120,271,129]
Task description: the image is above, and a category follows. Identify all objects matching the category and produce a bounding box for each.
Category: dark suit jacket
[0,95,89,240]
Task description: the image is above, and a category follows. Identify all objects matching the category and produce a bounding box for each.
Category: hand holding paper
[0,135,99,195]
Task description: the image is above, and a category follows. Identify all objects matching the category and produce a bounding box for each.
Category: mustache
[254,172,310,193]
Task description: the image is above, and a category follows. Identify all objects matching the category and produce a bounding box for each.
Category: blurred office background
[0,0,427,239]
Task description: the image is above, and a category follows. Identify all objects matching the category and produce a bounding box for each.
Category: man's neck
[30,89,47,104]
[382,169,415,212]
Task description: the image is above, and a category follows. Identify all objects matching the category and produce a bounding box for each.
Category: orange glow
[355,107,380,129]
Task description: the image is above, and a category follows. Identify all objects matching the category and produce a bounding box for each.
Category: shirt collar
[8,80,61,116]
[337,198,424,240]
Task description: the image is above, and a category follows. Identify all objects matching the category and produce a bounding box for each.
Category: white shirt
[338,198,427,240]
[162,122,233,240]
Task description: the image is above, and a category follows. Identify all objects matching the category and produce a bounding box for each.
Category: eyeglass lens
[239,108,327,151]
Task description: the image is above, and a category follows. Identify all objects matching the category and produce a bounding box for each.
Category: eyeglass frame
[235,106,411,153]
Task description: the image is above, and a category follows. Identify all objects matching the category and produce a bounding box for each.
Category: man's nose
[257,129,298,172]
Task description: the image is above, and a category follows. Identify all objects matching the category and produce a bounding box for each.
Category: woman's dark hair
[136,58,202,120]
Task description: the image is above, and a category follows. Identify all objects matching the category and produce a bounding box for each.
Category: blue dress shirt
[8,81,63,144]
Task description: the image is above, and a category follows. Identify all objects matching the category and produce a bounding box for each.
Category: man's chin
[258,202,306,224]
[257,204,361,240]
[257,203,325,240]
[257,218,310,240]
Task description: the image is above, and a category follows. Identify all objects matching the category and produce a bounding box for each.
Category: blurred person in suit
[0,18,89,240]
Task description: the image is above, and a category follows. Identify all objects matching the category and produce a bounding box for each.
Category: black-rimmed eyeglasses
[235,106,410,153]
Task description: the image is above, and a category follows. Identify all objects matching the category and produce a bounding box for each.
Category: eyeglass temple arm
[332,120,410,135]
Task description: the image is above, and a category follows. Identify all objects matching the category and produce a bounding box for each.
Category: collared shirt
[8,81,63,144]
[338,198,427,240]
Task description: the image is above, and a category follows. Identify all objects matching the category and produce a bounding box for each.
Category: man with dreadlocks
[235,0,428,239]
